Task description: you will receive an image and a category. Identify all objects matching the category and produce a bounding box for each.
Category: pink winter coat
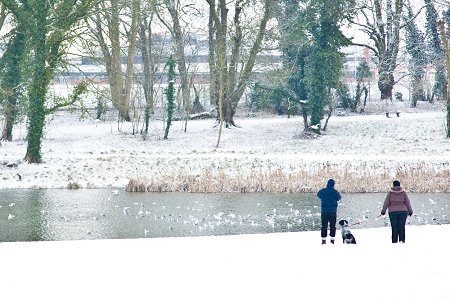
[381,187,413,215]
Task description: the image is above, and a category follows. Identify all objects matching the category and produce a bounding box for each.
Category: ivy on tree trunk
[164,55,176,140]
[1,0,95,163]
[0,26,25,141]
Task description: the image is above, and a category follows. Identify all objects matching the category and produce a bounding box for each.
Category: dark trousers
[389,211,408,243]
[321,213,337,238]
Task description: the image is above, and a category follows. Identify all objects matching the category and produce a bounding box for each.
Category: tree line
[0,0,449,163]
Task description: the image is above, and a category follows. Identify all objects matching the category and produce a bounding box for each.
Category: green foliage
[96,98,108,120]
[303,0,351,127]
[248,81,298,115]
[424,0,442,54]
[405,3,427,80]
[164,55,176,140]
[356,60,371,82]
[276,0,354,131]
[335,60,370,112]
[0,0,96,162]
[354,60,371,111]
[0,26,27,141]
[424,0,447,101]
[335,83,353,110]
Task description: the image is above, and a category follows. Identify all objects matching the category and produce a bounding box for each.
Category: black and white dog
[338,220,357,244]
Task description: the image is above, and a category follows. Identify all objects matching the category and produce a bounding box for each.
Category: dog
[338,220,357,244]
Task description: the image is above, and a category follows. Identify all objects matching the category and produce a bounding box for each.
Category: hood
[391,186,403,193]
[327,179,335,188]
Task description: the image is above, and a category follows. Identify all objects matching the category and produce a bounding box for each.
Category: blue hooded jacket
[317,179,341,213]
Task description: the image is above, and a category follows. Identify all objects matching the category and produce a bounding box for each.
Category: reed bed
[125,161,450,193]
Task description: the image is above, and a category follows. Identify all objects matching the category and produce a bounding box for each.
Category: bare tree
[206,0,274,130]
[157,0,192,131]
[139,3,156,134]
[352,0,406,103]
[88,0,140,121]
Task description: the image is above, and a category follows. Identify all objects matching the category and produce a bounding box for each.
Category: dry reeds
[125,178,147,192]
[67,181,80,189]
[125,161,450,193]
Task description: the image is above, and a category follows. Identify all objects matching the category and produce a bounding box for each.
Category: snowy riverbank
[1,109,450,192]
[1,224,449,300]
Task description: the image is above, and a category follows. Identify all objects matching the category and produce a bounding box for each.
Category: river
[1,189,449,242]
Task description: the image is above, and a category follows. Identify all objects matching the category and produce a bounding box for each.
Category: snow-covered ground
[1,105,450,299]
[1,103,450,192]
[0,225,449,300]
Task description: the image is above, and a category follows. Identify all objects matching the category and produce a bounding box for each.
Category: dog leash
[349,221,362,226]
[375,214,384,220]
[349,214,385,226]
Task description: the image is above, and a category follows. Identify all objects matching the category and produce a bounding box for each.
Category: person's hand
[408,213,413,217]
[380,212,385,216]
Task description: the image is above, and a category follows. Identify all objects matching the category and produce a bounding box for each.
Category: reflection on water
[0,189,449,242]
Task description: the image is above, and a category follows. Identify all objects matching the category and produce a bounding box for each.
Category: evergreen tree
[405,1,427,107]
[424,0,447,102]
[355,60,371,111]
[265,1,309,125]
[302,0,354,132]
[274,0,354,132]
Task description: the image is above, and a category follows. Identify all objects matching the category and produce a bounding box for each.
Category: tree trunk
[1,28,25,141]
[212,0,273,126]
[411,76,425,108]
[357,0,403,103]
[228,0,272,123]
[208,8,218,107]
[438,19,450,138]
[110,0,130,121]
[3,0,94,163]
[123,0,140,121]
[139,16,155,134]
[0,5,7,31]
[378,70,394,102]
[164,56,176,140]
[206,0,273,127]
[25,1,49,163]
[434,65,448,103]
[164,0,191,130]
[93,0,131,121]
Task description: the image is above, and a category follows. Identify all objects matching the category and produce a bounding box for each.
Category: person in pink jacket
[381,180,413,243]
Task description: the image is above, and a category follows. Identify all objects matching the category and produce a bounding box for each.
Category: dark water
[0,189,449,242]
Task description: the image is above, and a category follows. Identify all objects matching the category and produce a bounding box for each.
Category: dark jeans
[389,211,408,243]
[321,213,337,238]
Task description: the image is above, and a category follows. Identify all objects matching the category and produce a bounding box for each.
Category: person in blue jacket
[317,179,341,244]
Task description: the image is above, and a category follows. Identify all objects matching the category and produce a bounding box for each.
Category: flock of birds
[119,198,315,238]
[109,191,450,239]
[1,190,449,240]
